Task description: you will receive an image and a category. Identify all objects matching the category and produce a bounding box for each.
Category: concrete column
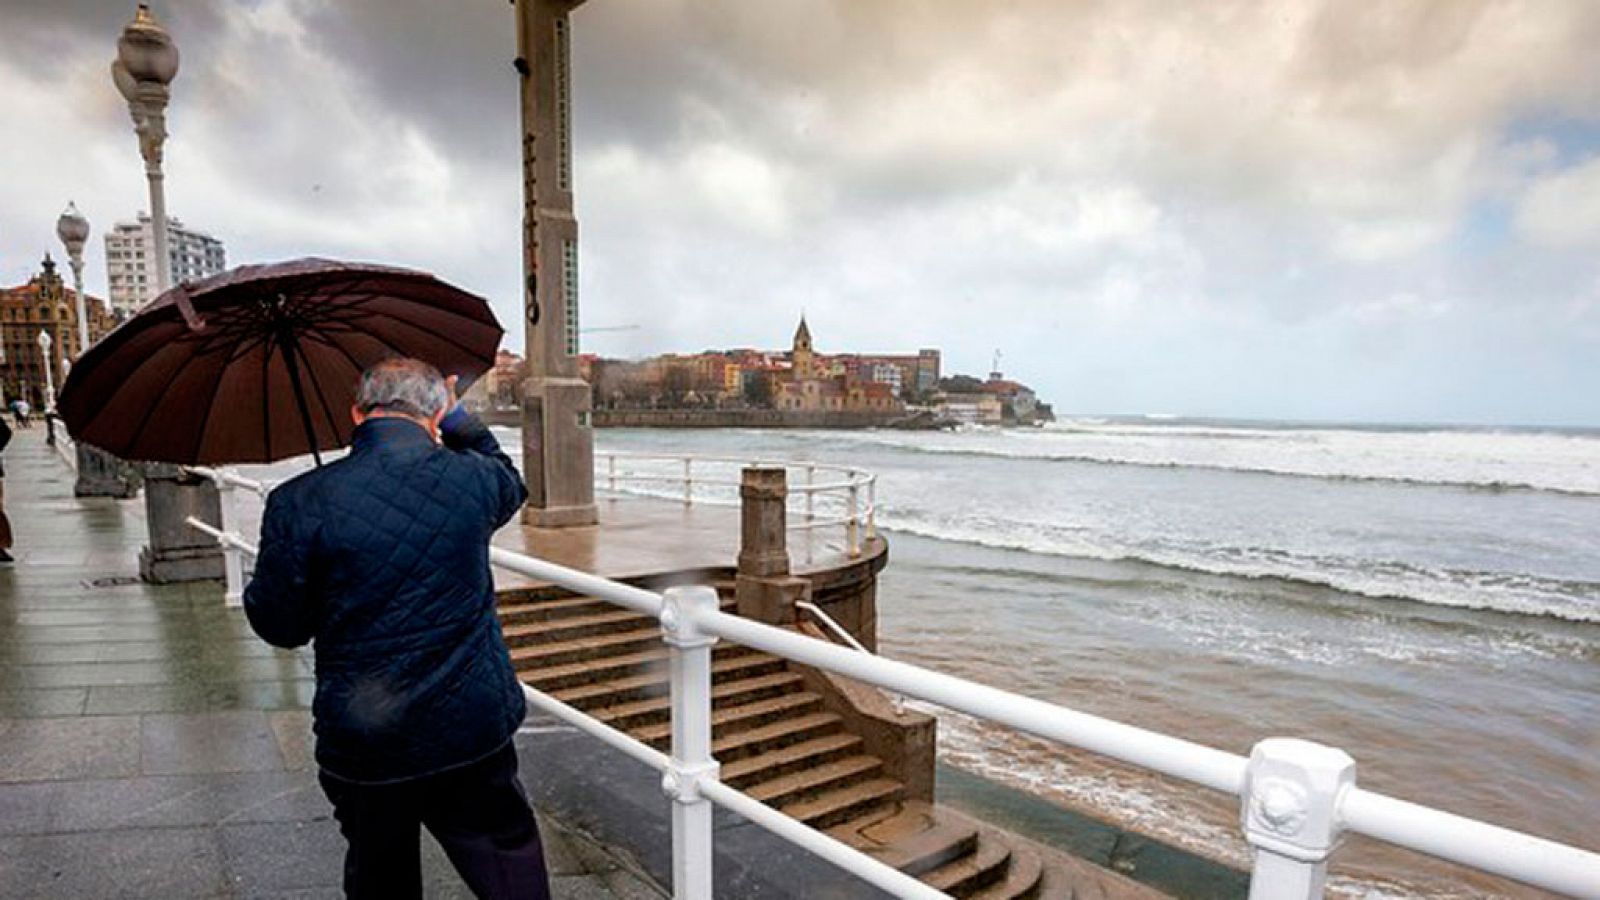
[735,467,810,625]
[138,464,224,583]
[515,0,596,528]
[76,443,141,498]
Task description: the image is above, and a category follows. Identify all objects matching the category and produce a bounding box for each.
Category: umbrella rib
[262,334,275,462]
[321,302,493,358]
[299,343,346,446]
[120,340,214,459]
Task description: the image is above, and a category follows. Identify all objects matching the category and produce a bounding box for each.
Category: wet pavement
[0,428,666,899]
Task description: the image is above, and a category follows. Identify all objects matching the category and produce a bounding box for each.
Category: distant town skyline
[2,1,1598,425]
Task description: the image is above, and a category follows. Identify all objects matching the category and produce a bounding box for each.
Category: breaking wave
[877,510,1600,625]
[829,426,1600,497]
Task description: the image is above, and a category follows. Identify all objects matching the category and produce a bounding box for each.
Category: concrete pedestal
[139,463,224,583]
[75,443,142,499]
[521,377,598,528]
[735,467,809,625]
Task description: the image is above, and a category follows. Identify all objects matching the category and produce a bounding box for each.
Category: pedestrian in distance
[0,415,13,564]
[11,399,29,429]
[244,357,548,900]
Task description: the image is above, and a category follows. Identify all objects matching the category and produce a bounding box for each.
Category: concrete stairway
[498,582,1058,899]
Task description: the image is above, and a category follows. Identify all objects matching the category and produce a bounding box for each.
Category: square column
[515,0,596,527]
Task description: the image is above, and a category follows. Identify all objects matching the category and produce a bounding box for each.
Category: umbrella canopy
[57,258,503,465]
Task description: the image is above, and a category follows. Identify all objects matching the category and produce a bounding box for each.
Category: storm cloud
[2,0,1597,424]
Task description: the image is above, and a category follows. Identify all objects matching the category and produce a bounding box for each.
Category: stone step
[501,607,652,645]
[778,777,904,830]
[923,832,1014,897]
[827,802,980,879]
[494,584,580,607]
[710,711,844,763]
[540,652,786,709]
[498,594,616,627]
[509,625,663,665]
[591,671,807,731]
[632,692,825,748]
[719,732,867,789]
[518,646,776,693]
[745,754,884,807]
[969,843,1043,900]
[501,595,739,646]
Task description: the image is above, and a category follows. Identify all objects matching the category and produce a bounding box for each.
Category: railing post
[607,454,616,493]
[1242,738,1356,900]
[846,484,861,558]
[660,585,721,900]
[805,464,815,523]
[217,469,245,607]
[736,467,810,625]
[866,476,877,541]
[683,457,693,507]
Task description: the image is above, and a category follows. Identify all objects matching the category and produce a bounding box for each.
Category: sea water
[581,419,1599,898]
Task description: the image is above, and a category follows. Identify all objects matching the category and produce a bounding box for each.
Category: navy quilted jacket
[244,410,528,783]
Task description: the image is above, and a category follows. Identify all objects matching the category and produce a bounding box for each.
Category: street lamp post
[113,3,179,293]
[111,4,217,583]
[38,331,55,405]
[56,203,91,354]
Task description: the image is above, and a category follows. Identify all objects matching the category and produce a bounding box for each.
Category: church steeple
[792,315,814,381]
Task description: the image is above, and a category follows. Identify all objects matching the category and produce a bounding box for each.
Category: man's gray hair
[356,358,450,419]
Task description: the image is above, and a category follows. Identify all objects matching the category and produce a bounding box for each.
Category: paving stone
[268,710,316,770]
[0,781,59,836]
[0,687,88,717]
[140,710,288,775]
[219,819,344,894]
[0,827,227,899]
[0,715,142,782]
[84,677,315,715]
[48,770,328,832]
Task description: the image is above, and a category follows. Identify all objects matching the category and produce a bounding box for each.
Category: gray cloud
[2,0,1598,424]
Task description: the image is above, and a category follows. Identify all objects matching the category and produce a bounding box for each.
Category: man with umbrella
[244,357,548,900]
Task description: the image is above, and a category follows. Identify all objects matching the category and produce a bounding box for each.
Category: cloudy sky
[3,0,1598,425]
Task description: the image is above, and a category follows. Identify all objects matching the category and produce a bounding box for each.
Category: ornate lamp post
[113,3,179,293]
[111,4,215,581]
[56,203,91,354]
[38,331,55,405]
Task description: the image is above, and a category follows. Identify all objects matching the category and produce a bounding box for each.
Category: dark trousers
[318,742,551,900]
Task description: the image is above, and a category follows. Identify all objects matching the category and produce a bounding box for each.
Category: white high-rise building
[104,213,226,315]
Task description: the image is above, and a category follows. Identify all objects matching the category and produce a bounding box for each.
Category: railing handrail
[795,600,870,655]
[592,451,879,557]
[487,544,1600,898]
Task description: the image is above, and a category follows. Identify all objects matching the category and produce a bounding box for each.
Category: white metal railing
[183,466,272,607]
[796,600,906,716]
[595,452,878,559]
[49,417,77,472]
[489,544,1600,900]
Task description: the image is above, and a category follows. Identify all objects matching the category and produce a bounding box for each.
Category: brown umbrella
[57,258,503,466]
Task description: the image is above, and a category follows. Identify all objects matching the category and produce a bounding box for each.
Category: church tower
[792,315,814,381]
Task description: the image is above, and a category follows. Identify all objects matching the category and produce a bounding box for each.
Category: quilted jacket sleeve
[244,485,319,648]
[440,407,529,528]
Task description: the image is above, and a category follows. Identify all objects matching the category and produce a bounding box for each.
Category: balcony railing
[596,452,876,560]
[156,458,1600,898]
[486,546,1600,899]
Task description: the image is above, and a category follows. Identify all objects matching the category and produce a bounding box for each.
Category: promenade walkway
[0,427,665,899]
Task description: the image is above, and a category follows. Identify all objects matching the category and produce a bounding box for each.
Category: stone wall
[593,409,900,429]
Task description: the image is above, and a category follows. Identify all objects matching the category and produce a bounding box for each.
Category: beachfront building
[462,349,526,412]
[104,212,226,315]
[936,391,1005,425]
[0,255,118,407]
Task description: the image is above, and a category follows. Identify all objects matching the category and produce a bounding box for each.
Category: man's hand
[445,375,460,414]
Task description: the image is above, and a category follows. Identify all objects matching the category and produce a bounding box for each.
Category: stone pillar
[735,467,810,625]
[76,443,142,498]
[515,0,597,528]
[138,464,224,583]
